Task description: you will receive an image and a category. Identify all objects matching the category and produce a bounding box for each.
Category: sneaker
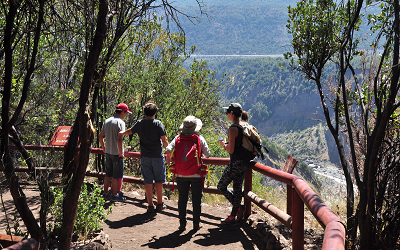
[178,222,186,231]
[102,192,111,200]
[221,216,236,225]
[111,193,126,201]
[236,205,246,222]
[147,206,155,213]
[193,222,203,231]
[155,203,166,211]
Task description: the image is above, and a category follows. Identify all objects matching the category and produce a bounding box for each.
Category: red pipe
[322,221,347,250]
[244,167,253,218]
[10,145,64,151]
[292,177,341,229]
[246,191,292,228]
[292,188,304,250]
[287,184,293,216]
[252,162,294,185]
[202,157,230,165]
[10,146,232,164]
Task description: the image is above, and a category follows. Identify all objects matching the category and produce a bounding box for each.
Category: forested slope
[171,0,376,55]
[207,57,319,135]
[204,56,342,166]
[171,0,295,55]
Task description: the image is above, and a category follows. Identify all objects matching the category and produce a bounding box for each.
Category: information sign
[49,126,73,146]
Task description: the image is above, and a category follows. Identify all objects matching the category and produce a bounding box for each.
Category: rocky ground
[306,161,349,221]
[308,161,345,190]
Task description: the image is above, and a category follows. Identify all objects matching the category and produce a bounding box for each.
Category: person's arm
[219,127,238,154]
[118,129,132,158]
[165,150,172,164]
[161,135,170,163]
[200,136,211,158]
[161,135,169,149]
[99,130,105,153]
[165,136,178,164]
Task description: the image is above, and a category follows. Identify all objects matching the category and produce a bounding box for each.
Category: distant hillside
[175,0,298,7]
[173,4,292,55]
[203,56,341,166]
[170,0,375,55]
[206,57,320,134]
[259,133,322,189]
[268,123,341,167]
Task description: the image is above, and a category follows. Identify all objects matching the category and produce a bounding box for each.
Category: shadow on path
[0,184,265,250]
[142,229,197,248]
[103,191,265,249]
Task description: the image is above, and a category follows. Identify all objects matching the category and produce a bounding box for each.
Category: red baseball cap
[116,103,132,113]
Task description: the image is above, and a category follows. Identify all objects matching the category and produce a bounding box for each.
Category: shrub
[48,183,113,240]
[5,211,29,238]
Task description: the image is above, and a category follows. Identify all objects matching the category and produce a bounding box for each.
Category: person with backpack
[165,116,210,231]
[217,103,250,225]
[118,103,169,213]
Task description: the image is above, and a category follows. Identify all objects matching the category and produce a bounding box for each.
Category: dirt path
[101,190,264,250]
[0,182,265,249]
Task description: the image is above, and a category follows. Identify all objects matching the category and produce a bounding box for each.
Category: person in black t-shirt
[118,103,169,213]
[217,103,249,225]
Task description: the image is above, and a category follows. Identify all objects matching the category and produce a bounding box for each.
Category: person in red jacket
[166,116,210,231]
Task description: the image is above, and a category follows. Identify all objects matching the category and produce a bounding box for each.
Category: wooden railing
[9,145,346,250]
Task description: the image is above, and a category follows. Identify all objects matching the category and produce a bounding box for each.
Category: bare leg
[145,184,154,206]
[111,178,119,196]
[155,183,163,204]
[104,177,111,194]
[118,178,123,192]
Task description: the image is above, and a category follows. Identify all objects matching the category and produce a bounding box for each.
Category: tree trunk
[58,0,109,248]
[1,0,44,242]
[314,77,355,241]
[359,2,400,247]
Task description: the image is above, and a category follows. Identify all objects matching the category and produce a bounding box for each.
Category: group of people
[99,101,252,231]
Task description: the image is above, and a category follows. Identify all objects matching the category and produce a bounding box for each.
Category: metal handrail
[249,162,346,250]
[10,145,346,250]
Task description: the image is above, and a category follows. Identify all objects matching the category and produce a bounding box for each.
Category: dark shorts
[141,157,166,184]
[105,154,124,179]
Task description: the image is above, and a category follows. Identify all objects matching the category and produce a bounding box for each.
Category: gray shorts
[105,154,124,179]
[141,157,166,184]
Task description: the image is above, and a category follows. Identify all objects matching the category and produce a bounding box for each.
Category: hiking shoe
[111,193,126,201]
[236,205,246,222]
[147,206,155,213]
[221,216,236,225]
[156,203,166,211]
[193,222,203,231]
[178,222,186,231]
